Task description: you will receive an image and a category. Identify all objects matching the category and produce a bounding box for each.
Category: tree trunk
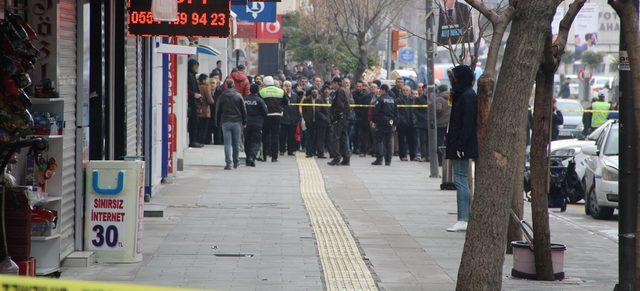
[354,37,368,82]
[456,2,559,290]
[530,50,556,281]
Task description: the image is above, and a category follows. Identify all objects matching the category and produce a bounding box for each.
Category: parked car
[582,121,619,220]
[556,99,584,139]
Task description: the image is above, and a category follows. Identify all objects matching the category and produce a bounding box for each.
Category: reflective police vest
[591,101,611,128]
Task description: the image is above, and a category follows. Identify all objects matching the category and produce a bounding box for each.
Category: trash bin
[439,146,456,190]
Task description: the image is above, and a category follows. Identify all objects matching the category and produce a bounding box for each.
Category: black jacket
[244,94,268,127]
[215,89,247,126]
[414,94,429,129]
[316,95,331,127]
[373,94,397,133]
[353,90,371,125]
[282,92,302,125]
[390,87,401,99]
[446,65,478,159]
[551,109,564,141]
[330,88,351,125]
[396,94,414,127]
[301,96,318,124]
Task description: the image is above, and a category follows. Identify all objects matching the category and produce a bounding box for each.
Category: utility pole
[426,0,439,177]
[616,7,638,290]
[386,27,392,79]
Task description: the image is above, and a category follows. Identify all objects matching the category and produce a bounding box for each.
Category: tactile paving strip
[296,154,378,291]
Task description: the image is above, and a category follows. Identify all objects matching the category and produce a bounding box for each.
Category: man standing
[445,65,478,232]
[559,78,571,99]
[315,85,331,159]
[211,60,223,79]
[551,98,564,141]
[397,86,417,161]
[414,88,430,161]
[282,90,303,156]
[390,78,404,99]
[187,59,204,148]
[260,76,287,162]
[353,81,372,157]
[372,85,397,166]
[215,79,247,170]
[302,88,320,157]
[328,77,352,166]
[244,84,268,167]
[590,93,611,131]
[433,85,452,162]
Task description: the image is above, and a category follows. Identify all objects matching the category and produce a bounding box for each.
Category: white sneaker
[446,221,468,232]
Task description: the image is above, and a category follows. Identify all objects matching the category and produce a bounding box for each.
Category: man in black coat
[372,85,397,166]
[445,65,478,232]
[397,86,417,161]
[315,86,331,159]
[214,79,247,170]
[244,84,268,167]
[414,88,430,161]
[328,77,352,166]
[187,59,203,148]
[353,81,372,156]
[551,98,564,141]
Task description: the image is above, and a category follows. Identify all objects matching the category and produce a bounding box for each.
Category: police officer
[328,77,352,166]
[590,93,611,131]
[372,85,397,166]
[244,84,268,167]
[260,76,287,162]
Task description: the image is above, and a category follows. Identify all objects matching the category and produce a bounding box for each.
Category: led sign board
[128,0,231,38]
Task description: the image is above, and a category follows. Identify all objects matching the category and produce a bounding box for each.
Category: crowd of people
[187,60,457,170]
[187,60,478,232]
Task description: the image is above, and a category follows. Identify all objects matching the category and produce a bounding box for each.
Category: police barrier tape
[0,275,200,291]
[291,103,619,112]
[289,103,429,108]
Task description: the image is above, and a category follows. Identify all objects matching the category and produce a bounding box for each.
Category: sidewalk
[62,145,618,290]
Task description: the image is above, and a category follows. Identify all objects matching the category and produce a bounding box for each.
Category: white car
[582,121,619,220]
[555,99,585,139]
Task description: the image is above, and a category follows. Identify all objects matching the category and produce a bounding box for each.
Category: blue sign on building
[399,48,414,63]
[232,1,277,23]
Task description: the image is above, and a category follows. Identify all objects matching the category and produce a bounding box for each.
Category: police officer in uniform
[328,77,352,166]
[372,85,397,166]
[260,76,287,162]
[244,84,268,167]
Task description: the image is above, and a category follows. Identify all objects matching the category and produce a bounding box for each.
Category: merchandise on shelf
[32,112,63,135]
[30,207,57,237]
[33,78,59,99]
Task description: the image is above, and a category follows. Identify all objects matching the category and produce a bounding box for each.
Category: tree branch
[552,0,587,58]
[465,0,500,23]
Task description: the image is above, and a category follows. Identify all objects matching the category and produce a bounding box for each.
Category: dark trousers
[376,129,393,163]
[316,125,328,157]
[263,116,281,159]
[198,117,210,144]
[329,121,350,161]
[244,125,262,162]
[357,122,372,155]
[305,123,316,156]
[418,127,429,159]
[397,125,417,159]
[188,112,199,146]
[280,124,298,154]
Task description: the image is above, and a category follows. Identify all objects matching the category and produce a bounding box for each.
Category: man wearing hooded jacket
[445,65,478,233]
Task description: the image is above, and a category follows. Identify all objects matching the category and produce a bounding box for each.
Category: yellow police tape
[0,275,201,291]
[290,103,429,108]
[528,108,618,114]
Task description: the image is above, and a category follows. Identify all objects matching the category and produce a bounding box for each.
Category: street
[63,146,618,290]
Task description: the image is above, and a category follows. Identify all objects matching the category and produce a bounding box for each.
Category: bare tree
[530,0,586,280]
[456,1,563,289]
[328,0,409,80]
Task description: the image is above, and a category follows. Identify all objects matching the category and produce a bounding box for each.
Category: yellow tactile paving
[296,153,378,291]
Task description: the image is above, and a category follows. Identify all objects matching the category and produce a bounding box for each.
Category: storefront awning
[197,45,222,56]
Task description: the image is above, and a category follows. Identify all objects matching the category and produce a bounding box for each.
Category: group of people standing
[187,60,479,232]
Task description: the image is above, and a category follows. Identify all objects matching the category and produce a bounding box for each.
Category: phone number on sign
[130,11,226,27]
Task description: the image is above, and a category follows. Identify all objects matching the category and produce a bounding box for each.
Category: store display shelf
[42,196,62,203]
[29,134,63,139]
[30,98,64,105]
[35,266,60,276]
[31,234,60,241]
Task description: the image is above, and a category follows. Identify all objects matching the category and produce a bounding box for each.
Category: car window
[588,121,609,141]
[556,101,583,117]
[604,125,619,156]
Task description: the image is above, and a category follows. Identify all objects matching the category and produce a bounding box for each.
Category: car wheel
[588,184,614,220]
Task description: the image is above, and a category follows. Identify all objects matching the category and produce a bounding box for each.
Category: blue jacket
[446,65,478,159]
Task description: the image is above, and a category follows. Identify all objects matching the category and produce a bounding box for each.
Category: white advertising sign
[85,161,145,263]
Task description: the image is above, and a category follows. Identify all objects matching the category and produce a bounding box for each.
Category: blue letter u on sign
[92,170,125,195]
